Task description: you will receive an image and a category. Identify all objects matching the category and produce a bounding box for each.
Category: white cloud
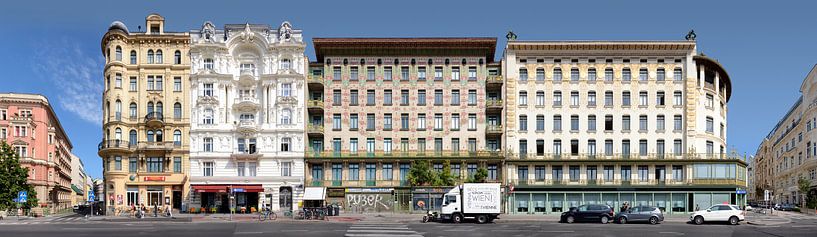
[31,38,103,125]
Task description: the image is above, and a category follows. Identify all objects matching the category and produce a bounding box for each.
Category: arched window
[155,50,163,64]
[147,102,154,114]
[156,102,163,115]
[281,59,291,70]
[147,130,155,142]
[203,108,214,124]
[147,50,154,64]
[281,109,292,124]
[129,103,137,118]
[115,128,122,140]
[129,130,137,145]
[174,103,182,119]
[155,130,163,142]
[115,100,122,120]
[173,130,182,146]
[174,50,181,64]
[115,46,122,61]
[130,50,137,64]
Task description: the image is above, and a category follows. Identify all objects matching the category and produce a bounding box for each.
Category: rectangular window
[588,115,596,131]
[451,113,460,130]
[639,68,648,81]
[350,114,359,130]
[588,91,596,106]
[203,162,214,176]
[384,67,393,81]
[622,91,631,106]
[349,90,358,105]
[418,90,426,105]
[384,113,393,130]
[674,69,683,81]
[349,164,359,180]
[570,91,579,106]
[639,115,648,131]
[434,89,443,105]
[418,67,427,80]
[366,114,375,131]
[605,68,614,81]
[332,114,342,130]
[174,157,181,173]
[553,91,562,106]
[569,166,580,181]
[401,113,409,130]
[401,66,409,81]
[384,90,393,106]
[638,166,649,182]
[174,77,182,92]
[706,117,714,133]
[129,157,137,173]
[622,115,631,131]
[115,156,122,171]
[383,164,393,180]
[517,166,528,181]
[639,91,648,106]
[418,114,426,130]
[332,90,342,106]
[203,137,213,152]
[657,115,665,131]
[570,68,579,81]
[366,90,375,106]
[434,113,443,130]
[604,91,613,106]
[350,67,359,80]
[434,67,443,80]
[672,165,684,181]
[604,116,615,131]
[332,163,343,181]
[451,67,460,80]
[553,115,562,131]
[552,166,563,181]
[605,140,613,156]
[468,90,477,105]
[674,139,683,156]
[281,162,292,177]
[237,162,246,176]
[570,115,579,131]
[401,90,409,106]
[451,90,460,105]
[520,115,528,131]
[468,67,477,80]
[129,77,137,91]
[367,67,375,81]
[468,114,477,130]
[203,83,213,97]
[657,91,665,106]
[621,166,631,181]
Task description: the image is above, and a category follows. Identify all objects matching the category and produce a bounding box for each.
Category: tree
[0,141,38,210]
[467,167,489,183]
[798,177,812,209]
[407,160,435,186]
[433,161,456,186]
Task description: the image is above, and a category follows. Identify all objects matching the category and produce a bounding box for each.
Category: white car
[690,204,745,225]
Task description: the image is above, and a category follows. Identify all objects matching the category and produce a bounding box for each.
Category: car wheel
[649,216,658,225]
[729,216,738,225]
[566,216,575,224]
[476,215,488,224]
[601,216,609,224]
[694,216,704,225]
[618,216,627,224]
[453,214,463,224]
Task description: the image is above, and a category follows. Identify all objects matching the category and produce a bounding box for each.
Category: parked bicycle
[258,207,277,221]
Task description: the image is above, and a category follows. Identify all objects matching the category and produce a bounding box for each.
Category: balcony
[97,139,135,155]
[236,120,259,134]
[144,112,164,127]
[307,124,324,136]
[486,99,503,112]
[307,100,324,112]
[487,75,503,86]
[307,74,324,87]
[230,149,261,160]
[240,69,256,78]
[485,124,503,136]
[233,96,260,111]
[136,141,174,151]
[305,150,503,159]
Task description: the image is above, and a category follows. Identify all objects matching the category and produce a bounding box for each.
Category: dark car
[777,204,797,211]
[560,204,614,224]
[614,206,664,224]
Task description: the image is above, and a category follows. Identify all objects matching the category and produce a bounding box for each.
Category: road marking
[234,232,263,235]
[281,230,309,232]
[540,231,575,233]
[791,225,812,228]
[351,226,410,230]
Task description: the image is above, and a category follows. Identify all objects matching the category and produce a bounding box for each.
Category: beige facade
[502,38,746,214]
[753,65,817,205]
[99,14,190,212]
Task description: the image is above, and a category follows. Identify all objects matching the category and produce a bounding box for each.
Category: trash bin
[327,206,334,216]
[333,205,340,216]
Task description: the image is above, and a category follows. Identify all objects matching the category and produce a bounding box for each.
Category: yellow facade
[99,14,190,213]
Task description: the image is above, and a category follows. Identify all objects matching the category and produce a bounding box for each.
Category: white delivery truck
[437,183,501,224]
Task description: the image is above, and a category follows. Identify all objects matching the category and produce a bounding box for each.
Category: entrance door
[280,187,292,211]
[173,191,182,209]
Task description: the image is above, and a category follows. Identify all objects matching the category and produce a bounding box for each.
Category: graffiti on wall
[347,193,392,212]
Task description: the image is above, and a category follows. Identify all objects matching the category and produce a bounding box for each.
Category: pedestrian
[695,204,700,211]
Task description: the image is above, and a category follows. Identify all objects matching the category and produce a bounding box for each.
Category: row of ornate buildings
[99,14,747,214]
[753,65,817,205]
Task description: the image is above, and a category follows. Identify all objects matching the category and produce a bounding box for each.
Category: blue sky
[1,0,815,178]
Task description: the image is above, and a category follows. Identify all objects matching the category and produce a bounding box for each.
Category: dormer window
[150,24,160,34]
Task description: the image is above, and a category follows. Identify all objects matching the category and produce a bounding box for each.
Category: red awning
[191,185,263,193]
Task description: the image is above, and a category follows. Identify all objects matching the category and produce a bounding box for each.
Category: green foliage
[466,167,489,183]
[433,161,456,186]
[0,141,38,210]
[407,160,435,186]
[798,177,811,195]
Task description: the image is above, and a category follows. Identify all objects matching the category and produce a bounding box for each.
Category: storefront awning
[71,184,84,195]
[303,187,326,200]
[191,185,263,193]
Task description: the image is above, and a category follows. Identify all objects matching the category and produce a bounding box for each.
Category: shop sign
[144,176,166,181]
[412,187,449,193]
[327,188,345,197]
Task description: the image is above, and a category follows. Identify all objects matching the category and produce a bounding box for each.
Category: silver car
[614,206,664,224]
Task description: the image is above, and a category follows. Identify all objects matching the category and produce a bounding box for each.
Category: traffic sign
[233,188,245,192]
[88,192,96,202]
[17,191,28,203]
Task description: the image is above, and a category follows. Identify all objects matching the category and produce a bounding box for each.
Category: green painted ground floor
[507,189,747,215]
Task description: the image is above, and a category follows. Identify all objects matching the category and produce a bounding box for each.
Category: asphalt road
[1,218,816,237]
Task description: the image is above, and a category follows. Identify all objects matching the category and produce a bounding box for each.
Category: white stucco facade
[188,21,307,212]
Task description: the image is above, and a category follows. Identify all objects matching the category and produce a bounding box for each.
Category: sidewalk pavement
[745,211,792,226]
